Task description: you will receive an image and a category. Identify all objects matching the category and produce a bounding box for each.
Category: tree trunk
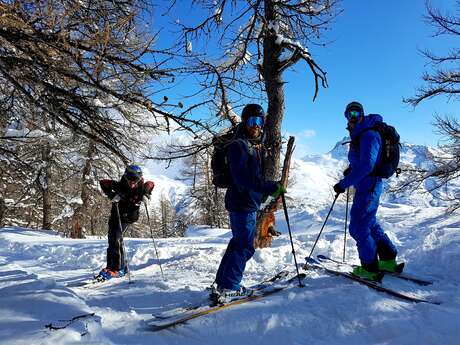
[41,143,52,230]
[263,0,285,181]
[70,140,96,239]
[254,0,286,248]
[254,137,295,249]
[0,198,6,227]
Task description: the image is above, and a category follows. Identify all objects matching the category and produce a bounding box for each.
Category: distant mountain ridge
[142,137,459,217]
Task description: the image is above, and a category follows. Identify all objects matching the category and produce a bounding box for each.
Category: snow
[1,140,459,344]
[1,200,459,344]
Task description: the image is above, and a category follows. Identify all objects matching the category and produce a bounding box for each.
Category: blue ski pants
[215,211,257,290]
[349,176,397,265]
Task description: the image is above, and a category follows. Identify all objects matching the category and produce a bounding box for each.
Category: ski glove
[271,183,287,199]
[111,194,122,203]
[343,167,352,177]
[142,194,151,205]
[333,183,345,195]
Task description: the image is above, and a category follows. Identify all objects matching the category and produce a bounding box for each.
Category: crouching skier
[210,104,286,304]
[333,102,401,282]
[97,165,154,280]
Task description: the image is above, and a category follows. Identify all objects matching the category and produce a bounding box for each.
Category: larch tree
[403,1,460,211]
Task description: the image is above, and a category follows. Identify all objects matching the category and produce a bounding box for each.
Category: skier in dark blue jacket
[211,104,285,303]
[333,102,400,281]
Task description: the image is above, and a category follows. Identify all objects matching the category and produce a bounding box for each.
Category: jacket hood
[350,114,383,140]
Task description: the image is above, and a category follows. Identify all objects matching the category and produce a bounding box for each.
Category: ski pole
[144,203,165,281]
[115,202,132,284]
[342,188,349,263]
[281,193,304,287]
[306,193,339,262]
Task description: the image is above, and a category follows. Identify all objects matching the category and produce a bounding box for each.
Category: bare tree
[403,1,460,211]
[180,148,228,227]
[166,0,337,178]
[0,0,206,163]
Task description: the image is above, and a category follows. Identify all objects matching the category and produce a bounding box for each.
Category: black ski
[45,312,97,334]
[152,269,291,320]
[316,254,433,286]
[148,272,306,331]
[305,257,440,305]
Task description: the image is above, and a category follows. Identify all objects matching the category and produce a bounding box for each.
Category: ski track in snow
[0,202,459,345]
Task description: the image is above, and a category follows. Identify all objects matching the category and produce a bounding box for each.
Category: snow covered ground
[1,200,459,345]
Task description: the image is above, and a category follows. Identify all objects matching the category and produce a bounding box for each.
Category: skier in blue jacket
[333,102,400,281]
[211,104,285,303]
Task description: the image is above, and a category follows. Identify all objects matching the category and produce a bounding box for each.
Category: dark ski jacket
[338,114,383,190]
[225,124,278,212]
[100,178,154,224]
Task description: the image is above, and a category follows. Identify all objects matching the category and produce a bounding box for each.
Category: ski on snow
[316,254,433,286]
[305,256,440,305]
[148,272,306,331]
[151,269,291,320]
[66,274,128,289]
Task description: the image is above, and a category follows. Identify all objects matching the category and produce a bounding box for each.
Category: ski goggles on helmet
[345,109,363,120]
[245,116,264,127]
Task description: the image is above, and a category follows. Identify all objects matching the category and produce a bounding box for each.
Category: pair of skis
[306,255,440,305]
[148,255,440,331]
[148,270,306,331]
[66,273,129,289]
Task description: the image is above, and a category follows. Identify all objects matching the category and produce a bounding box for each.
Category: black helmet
[344,101,364,118]
[241,104,265,122]
[124,164,142,181]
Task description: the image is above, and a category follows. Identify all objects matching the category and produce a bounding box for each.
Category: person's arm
[99,179,117,198]
[144,181,155,196]
[339,130,381,189]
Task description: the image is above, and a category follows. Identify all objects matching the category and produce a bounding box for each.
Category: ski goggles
[345,109,363,120]
[245,116,264,127]
[124,172,141,183]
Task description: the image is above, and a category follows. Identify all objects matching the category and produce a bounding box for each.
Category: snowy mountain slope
[293,139,460,211]
[1,139,460,345]
[1,198,459,345]
[140,132,459,222]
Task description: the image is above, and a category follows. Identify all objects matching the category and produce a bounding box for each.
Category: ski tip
[317,254,328,260]
[304,257,317,265]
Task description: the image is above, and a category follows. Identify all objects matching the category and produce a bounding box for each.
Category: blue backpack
[354,121,401,178]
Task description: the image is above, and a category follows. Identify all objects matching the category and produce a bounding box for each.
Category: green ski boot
[379,259,404,273]
[351,266,383,282]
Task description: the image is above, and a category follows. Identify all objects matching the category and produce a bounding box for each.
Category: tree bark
[70,140,96,239]
[41,143,52,230]
[263,0,285,181]
[254,136,295,249]
[0,198,6,227]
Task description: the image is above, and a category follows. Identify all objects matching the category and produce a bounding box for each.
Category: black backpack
[211,127,238,188]
[354,121,401,178]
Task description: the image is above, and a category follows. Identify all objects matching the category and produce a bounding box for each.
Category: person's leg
[370,222,397,260]
[215,211,256,290]
[107,218,128,272]
[348,178,383,272]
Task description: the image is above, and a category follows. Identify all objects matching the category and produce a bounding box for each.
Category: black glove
[343,167,352,177]
[333,183,345,195]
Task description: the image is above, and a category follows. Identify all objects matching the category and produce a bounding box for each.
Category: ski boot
[351,266,384,282]
[94,268,111,281]
[211,285,254,305]
[379,259,404,273]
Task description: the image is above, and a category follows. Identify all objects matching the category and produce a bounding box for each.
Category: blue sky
[153,1,458,156]
[282,0,458,156]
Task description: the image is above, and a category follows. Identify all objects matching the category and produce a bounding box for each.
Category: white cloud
[298,129,316,139]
